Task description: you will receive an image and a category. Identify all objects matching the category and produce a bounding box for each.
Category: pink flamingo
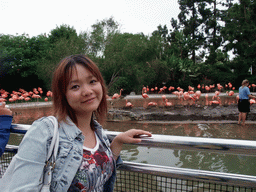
[205,94,209,106]
[142,86,147,94]
[226,91,234,96]
[46,91,53,97]
[250,99,256,105]
[212,91,220,100]
[142,93,149,99]
[112,89,123,99]
[210,97,221,105]
[183,92,195,101]
[158,88,164,94]
[217,83,223,91]
[164,99,172,107]
[9,98,14,102]
[236,95,239,103]
[148,102,157,106]
[0,98,6,102]
[125,99,133,108]
[195,90,201,99]
[205,86,210,92]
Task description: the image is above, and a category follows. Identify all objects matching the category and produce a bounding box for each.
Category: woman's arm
[4,118,52,191]
[249,94,256,99]
[110,129,152,160]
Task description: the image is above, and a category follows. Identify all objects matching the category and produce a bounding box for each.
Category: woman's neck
[75,113,93,132]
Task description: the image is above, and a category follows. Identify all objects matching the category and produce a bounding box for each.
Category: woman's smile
[81,97,96,103]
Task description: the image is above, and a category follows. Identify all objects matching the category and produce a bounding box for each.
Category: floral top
[68,133,114,191]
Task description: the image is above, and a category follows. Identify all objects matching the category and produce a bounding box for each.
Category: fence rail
[1,124,256,191]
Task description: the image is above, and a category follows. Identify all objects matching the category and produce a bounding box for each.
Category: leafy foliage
[1,4,256,95]
[221,0,256,75]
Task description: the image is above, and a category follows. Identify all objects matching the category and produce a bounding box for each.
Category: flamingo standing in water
[112,89,123,99]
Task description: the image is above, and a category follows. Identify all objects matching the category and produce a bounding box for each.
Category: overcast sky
[0,0,180,37]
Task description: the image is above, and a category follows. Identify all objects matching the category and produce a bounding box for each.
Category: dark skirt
[238,99,250,112]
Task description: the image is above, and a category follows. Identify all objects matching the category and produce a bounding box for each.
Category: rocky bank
[107,104,256,121]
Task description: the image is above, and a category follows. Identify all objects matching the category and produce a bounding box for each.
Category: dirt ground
[108,103,256,122]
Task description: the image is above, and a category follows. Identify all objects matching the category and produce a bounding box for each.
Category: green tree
[172,0,205,63]
[87,17,120,57]
[37,25,86,89]
[102,32,164,94]
[201,0,234,64]
[221,0,256,78]
[0,33,50,90]
[0,34,49,77]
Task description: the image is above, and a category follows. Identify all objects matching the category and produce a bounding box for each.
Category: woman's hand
[110,129,152,160]
[114,129,152,144]
[0,102,12,116]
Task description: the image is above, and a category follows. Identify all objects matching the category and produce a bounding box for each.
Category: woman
[1,55,151,191]
[238,79,256,126]
[0,102,13,157]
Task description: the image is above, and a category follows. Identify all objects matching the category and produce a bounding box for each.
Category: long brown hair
[52,55,108,126]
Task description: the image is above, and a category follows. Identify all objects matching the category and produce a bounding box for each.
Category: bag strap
[46,116,59,167]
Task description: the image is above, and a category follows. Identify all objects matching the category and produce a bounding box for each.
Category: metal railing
[1,124,256,191]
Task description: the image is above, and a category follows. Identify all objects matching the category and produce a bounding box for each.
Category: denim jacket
[4,116,122,192]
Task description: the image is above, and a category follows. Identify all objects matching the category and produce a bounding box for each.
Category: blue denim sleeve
[0,115,12,156]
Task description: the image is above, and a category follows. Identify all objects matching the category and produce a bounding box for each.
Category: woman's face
[66,64,103,117]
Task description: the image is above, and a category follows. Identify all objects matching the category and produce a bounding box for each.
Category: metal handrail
[6,124,256,188]
[11,124,256,156]
[119,161,256,188]
[4,143,256,188]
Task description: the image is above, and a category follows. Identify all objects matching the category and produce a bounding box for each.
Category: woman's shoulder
[25,116,56,138]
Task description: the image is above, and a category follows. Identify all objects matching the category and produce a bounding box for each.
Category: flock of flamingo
[0,88,52,103]
[111,83,256,108]
[1,82,256,108]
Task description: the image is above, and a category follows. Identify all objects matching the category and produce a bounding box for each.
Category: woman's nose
[81,84,93,96]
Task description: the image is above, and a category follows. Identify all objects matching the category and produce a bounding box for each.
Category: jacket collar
[59,117,83,141]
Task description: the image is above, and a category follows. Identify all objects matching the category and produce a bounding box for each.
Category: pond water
[105,121,256,176]
[8,121,256,176]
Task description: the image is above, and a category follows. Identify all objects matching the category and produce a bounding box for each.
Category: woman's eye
[90,79,97,84]
[71,85,79,89]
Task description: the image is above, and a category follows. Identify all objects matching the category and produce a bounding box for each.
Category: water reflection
[105,121,256,176]
[105,121,256,140]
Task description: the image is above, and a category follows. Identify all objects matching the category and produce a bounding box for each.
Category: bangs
[65,63,78,90]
